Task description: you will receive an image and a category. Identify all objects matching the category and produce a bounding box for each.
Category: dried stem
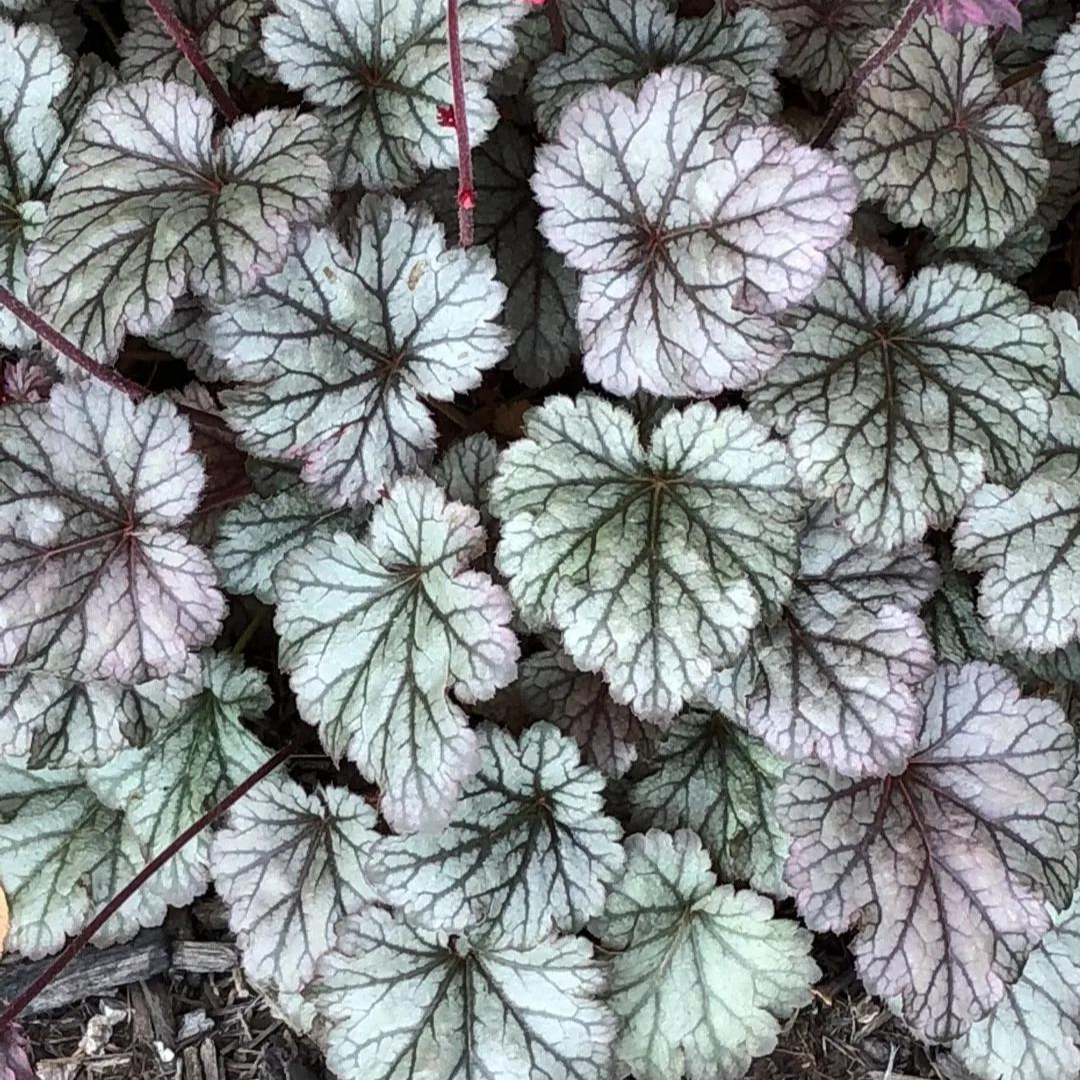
[811,0,931,149]
[144,0,241,122]
[0,735,303,1028]
[999,58,1046,90]
[0,285,147,400]
[446,0,475,247]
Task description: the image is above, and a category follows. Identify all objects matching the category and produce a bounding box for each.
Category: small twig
[999,58,1046,90]
[542,0,566,51]
[0,735,302,1028]
[0,285,148,400]
[144,0,241,122]
[811,0,931,149]
[445,0,475,247]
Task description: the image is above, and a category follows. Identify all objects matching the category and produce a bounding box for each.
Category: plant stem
[999,58,1045,90]
[0,285,148,400]
[446,0,475,248]
[811,0,931,149]
[144,0,241,122]
[0,735,302,1027]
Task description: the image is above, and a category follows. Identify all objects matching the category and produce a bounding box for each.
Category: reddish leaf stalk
[446,0,476,247]
[811,0,932,149]
[144,0,241,122]
[999,58,1046,90]
[0,735,302,1029]
[0,285,147,401]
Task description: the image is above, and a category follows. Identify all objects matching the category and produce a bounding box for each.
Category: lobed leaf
[431,433,498,523]
[1045,14,1080,143]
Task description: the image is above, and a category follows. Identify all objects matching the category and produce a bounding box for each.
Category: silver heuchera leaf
[0,658,201,769]
[491,395,806,722]
[0,382,226,683]
[834,18,1048,249]
[0,764,173,959]
[921,549,998,665]
[412,123,578,387]
[28,79,330,364]
[532,67,857,397]
[211,775,378,996]
[367,722,624,945]
[954,453,1080,653]
[85,654,271,903]
[119,0,262,85]
[431,433,498,523]
[262,0,525,188]
[629,713,790,896]
[778,661,1080,1041]
[743,509,937,776]
[309,909,616,1080]
[0,20,111,351]
[215,197,507,507]
[593,829,819,1080]
[274,476,518,832]
[953,893,1080,1080]
[528,0,783,136]
[748,0,900,94]
[517,647,647,778]
[748,243,1060,551]
[1045,14,1080,144]
[213,468,368,604]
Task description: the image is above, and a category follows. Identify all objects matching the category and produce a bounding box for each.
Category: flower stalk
[446,0,476,247]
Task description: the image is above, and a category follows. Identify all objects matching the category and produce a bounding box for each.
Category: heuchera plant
[0,1,1079,1079]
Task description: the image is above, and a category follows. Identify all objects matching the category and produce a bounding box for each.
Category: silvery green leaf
[213,479,367,604]
[86,653,271,903]
[491,395,805,722]
[1045,14,1080,143]
[743,510,937,776]
[5,1,84,51]
[533,67,857,397]
[0,382,226,683]
[921,549,998,665]
[835,18,1048,248]
[431,432,498,523]
[145,301,225,382]
[413,123,577,386]
[212,776,378,995]
[995,0,1073,70]
[954,894,1080,1080]
[593,829,819,1080]
[119,0,262,85]
[28,78,330,364]
[368,722,622,945]
[917,224,1050,283]
[748,243,1059,551]
[954,454,1080,653]
[0,658,201,769]
[0,764,171,959]
[262,0,525,188]
[489,6,556,101]
[517,647,647,778]
[529,0,782,136]
[0,22,111,351]
[274,476,518,832]
[310,909,616,1080]
[215,197,506,507]
[778,661,1080,1041]
[629,713,789,895]
[749,0,899,94]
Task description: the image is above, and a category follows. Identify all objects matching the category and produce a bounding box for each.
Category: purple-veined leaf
[309,909,616,1080]
[528,0,782,136]
[491,394,806,722]
[27,78,330,364]
[214,196,506,507]
[835,18,1048,248]
[532,67,856,397]
[261,0,525,188]
[0,382,226,683]
[748,243,1060,551]
[212,775,378,997]
[995,0,1073,71]
[368,723,623,945]
[412,123,578,387]
[778,661,1080,1041]
[431,432,498,524]
[1045,13,1080,143]
[593,829,819,1080]
[0,358,50,404]
[274,476,518,833]
[921,546,999,665]
[742,507,937,777]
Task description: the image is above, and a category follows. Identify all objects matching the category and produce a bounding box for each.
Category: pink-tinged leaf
[0,1021,33,1080]
[930,0,1023,33]
[1,360,51,405]
[778,661,1080,1042]
[0,381,226,683]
